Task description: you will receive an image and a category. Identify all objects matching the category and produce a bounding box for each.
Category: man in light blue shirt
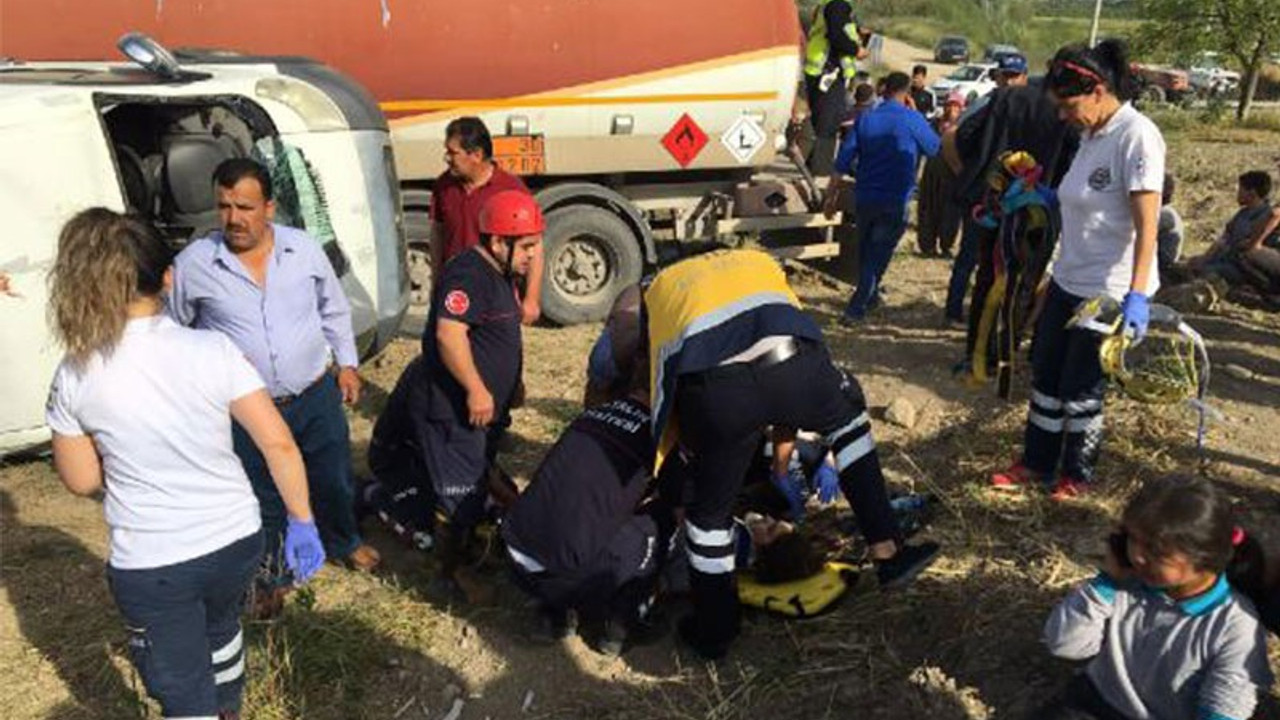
[171,158,379,600]
[824,71,940,321]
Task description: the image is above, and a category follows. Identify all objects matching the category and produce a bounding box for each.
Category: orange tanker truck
[2,0,835,323]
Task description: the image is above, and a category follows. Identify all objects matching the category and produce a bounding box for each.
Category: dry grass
[4,133,1280,719]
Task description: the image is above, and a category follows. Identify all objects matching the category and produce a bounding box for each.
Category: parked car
[1187,52,1241,97]
[934,36,970,64]
[983,43,1022,63]
[931,63,998,104]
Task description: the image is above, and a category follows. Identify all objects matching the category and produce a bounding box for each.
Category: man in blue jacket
[824,71,940,322]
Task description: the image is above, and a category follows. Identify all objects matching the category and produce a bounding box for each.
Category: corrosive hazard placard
[721,115,767,164]
[661,114,708,168]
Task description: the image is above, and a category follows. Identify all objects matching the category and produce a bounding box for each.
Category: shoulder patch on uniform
[444,290,470,315]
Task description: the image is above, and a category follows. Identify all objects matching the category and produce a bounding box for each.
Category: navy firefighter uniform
[643,248,941,659]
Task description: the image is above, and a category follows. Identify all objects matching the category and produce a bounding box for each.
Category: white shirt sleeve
[44,362,84,436]
[219,334,266,403]
[1120,117,1166,195]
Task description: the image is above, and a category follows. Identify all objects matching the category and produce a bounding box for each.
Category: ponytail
[48,208,173,365]
[1090,39,1136,101]
[1047,39,1135,101]
[1226,530,1268,613]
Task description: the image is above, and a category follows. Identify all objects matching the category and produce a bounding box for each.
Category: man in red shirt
[431,117,544,324]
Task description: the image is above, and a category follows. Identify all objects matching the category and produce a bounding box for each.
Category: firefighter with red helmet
[364,189,543,601]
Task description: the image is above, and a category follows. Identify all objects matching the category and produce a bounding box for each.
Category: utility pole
[1089,0,1104,47]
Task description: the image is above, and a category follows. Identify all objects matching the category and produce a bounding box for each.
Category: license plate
[493,135,546,176]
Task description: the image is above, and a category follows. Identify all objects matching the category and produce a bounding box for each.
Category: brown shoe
[345,543,381,572]
[248,584,290,621]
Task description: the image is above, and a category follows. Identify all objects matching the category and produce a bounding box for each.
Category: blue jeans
[945,220,981,321]
[233,374,361,583]
[846,202,910,318]
[108,532,262,718]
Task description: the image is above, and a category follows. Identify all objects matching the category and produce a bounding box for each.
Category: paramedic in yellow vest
[643,248,940,660]
[804,0,867,175]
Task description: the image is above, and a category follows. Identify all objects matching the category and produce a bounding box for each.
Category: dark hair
[49,209,174,364]
[754,531,826,584]
[1046,39,1134,100]
[912,64,927,77]
[883,71,912,96]
[212,158,274,202]
[1162,173,1176,205]
[853,82,875,104]
[1122,474,1266,607]
[445,116,493,160]
[1239,170,1273,199]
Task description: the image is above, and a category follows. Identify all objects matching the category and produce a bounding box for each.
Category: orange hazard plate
[493,135,546,176]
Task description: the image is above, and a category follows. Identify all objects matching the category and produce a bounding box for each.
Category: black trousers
[1022,283,1106,482]
[675,340,899,648]
[805,74,847,176]
[510,512,665,625]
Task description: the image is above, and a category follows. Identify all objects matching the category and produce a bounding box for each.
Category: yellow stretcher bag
[737,562,859,618]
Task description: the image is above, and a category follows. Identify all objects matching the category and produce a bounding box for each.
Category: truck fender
[533,182,656,265]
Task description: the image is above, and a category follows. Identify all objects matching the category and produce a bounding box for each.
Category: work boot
[344,543,382,572]
[529,606,576,644]
[676,615,732,662]
[596,610,670,658]
[248,582,290,622]
[875,541,941,590]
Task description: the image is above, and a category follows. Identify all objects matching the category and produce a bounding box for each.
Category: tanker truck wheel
[541,205,643,325]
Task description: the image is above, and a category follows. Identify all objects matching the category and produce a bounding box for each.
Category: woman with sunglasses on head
[991,40,1165,499]
[45,208,325,720]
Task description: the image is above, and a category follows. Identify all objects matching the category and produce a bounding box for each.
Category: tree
[1137,0,1280,120]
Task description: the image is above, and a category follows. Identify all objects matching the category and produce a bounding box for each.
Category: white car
[931,63,998,106]
[1187,53,1241,96]
[0,34,408,455]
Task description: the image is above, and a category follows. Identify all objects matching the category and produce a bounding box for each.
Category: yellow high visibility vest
[804,0,859,80]
[644,249,809,472]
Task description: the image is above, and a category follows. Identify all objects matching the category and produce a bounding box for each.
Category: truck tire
[540,205,643,325]
[1141,85,1166,105]
[403,205,432,306]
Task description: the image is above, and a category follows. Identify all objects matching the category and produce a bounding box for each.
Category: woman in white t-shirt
[991,40,1165,499]
[45,209,326,720]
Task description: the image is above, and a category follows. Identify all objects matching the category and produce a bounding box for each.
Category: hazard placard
[721,115,767,164]
[661,113,708,168]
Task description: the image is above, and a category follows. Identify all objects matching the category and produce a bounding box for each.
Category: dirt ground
[4,137,1280,719]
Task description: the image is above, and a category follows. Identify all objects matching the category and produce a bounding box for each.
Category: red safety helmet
[479,190,545,236]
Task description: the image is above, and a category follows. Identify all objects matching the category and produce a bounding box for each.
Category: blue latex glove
[1120,291,1150,343]
[284,517,326,583]
[813,462,841,504]
[771,469,807,522]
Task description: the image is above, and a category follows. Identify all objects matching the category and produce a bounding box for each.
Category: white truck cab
[0,34,407,455]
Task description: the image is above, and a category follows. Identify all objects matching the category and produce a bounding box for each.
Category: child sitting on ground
[1036,474,1272,720]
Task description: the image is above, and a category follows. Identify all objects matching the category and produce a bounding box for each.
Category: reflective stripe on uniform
[1032,390,1063,411]
[1066,415,1104,434]
[1029,411,1065,433]
[213,655,245,685]
[507,544,547,573]
[211,629,242,664]
[1064,398,1103,415]
[685,520,736,576]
